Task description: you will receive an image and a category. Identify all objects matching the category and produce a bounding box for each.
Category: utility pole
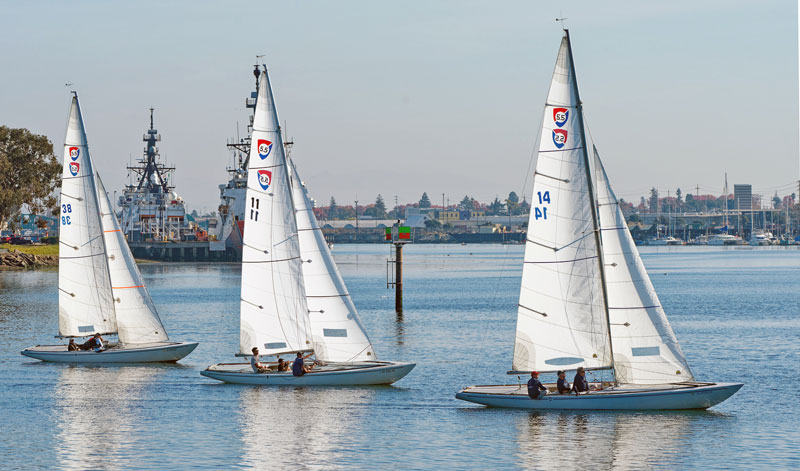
[354,199,359,243]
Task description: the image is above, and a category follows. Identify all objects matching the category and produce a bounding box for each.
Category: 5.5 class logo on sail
[257,169,272,190]
[257,139,273,159]
[69,146,80,160]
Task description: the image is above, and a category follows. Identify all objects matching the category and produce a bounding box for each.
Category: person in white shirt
[250,347,269,373]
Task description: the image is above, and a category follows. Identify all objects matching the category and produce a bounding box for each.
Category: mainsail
[58,95,116,337]
[289,161,375,362]
[239,68,313,356]
[592,147,694,384]
[96,175,169,345]
[512,33,612,373]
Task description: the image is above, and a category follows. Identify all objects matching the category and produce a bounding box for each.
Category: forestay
[512,34,611,373]
[290,161,375,362]
[592,147,694,384]
[58,95,116,337]
[96,175,169,345]
[239,69,313,356]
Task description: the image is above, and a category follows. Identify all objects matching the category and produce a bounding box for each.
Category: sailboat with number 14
[456,30,741,410]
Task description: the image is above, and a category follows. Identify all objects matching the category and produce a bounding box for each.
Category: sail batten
[238,69,313,357]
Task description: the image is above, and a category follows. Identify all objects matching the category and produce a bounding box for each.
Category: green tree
[0,126,61,230]
[488,197,505,215]
[458,195,473,211]
[648,187,659,214]
[329,196,338,219]
[373,194,387,218]
[419,192,431,208]
[506,191,520,215]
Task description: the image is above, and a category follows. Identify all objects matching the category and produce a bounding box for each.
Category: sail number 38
[534,191,550,220]
[61,204,72,225]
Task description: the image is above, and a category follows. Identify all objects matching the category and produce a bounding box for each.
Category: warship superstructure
[119,109,193,243]
[210,65,269,259]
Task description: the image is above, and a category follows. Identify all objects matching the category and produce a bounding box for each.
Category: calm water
[1,245,798,470]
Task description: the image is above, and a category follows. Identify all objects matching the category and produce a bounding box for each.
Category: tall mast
[564,29,617,384]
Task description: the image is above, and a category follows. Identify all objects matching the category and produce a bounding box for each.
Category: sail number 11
[534,191,550,220]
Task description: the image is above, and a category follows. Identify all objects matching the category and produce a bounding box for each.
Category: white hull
[201,361,415,386]
[455,382,742,410]
[21,341,198,363]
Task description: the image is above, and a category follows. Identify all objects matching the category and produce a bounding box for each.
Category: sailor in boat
[67,339,78,352]
[250,347,271,373]
[556,371,570,394]
[292,352,315,376]
[276,358,290,372]
[527,372,548,399]
[79,334,105,352]
[571,367,589,395]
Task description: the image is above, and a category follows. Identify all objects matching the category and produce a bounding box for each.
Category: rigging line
[519,106,544,207]
[471,244,513,378]
[60,193,83,201]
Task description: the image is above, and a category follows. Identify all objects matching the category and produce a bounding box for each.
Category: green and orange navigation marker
[398,226,411,240]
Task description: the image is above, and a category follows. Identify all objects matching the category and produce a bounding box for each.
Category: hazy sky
[1,0,797,212]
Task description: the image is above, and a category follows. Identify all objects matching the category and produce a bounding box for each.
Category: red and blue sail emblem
[553,108,569,127]
[552,129,568,149]
[69,146,80,161]
[257,170,272,190]
[257,139,273,160]
[69,162,80,176]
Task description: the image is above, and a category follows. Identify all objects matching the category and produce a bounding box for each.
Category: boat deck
[461,382,716,396]
[26,341,189,352]
[206,360,397,374]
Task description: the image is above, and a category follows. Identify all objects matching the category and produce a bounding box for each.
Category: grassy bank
[0,243,59,256]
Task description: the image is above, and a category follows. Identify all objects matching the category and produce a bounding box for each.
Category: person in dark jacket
[292,351,314,376]
[572,367,589,394]
[556,370,571,394]
[527,371,548,399]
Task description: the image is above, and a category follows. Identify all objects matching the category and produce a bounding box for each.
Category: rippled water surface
[1,245,798,469]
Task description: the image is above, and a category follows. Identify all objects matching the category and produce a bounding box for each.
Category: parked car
[0,236,12,243]
[9,237,33,245]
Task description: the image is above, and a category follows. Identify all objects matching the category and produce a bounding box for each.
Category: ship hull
[21,341,198,363]
[455,382,742,410]
[201,361,414,386]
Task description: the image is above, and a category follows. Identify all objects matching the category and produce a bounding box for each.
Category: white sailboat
[201,68,414,385]
[21,94,198,363]
[456,31,741,410]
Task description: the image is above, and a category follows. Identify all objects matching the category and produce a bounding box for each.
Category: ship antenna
[149,107,154,130]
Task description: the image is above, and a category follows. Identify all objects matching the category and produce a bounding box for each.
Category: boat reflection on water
[515,411,703,468]
[54,366,158,470]
[237,386,375,469]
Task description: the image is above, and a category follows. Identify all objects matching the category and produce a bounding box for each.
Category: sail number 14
[534,191,550,220]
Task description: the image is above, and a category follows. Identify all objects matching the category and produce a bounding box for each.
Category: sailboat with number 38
[21,94,198,363]
[456,31,741,410]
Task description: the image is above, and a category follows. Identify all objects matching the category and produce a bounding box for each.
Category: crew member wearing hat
[572,367,589,394]
[556,370,571,394]
[527,371,548,400]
